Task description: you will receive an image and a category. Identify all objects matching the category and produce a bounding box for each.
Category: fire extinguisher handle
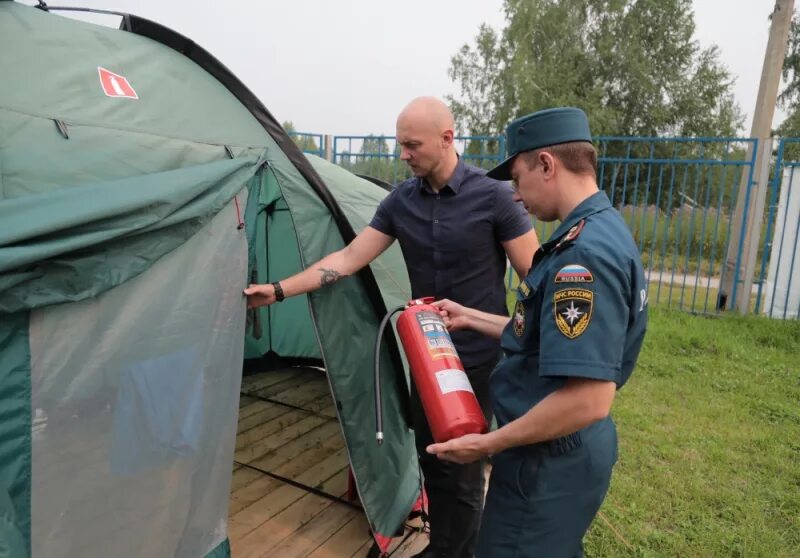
[374,305,405,446]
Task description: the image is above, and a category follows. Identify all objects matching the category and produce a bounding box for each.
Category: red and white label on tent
[97,67,138,99]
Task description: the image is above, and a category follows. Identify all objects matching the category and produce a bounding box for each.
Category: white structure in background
[764,166,800,318]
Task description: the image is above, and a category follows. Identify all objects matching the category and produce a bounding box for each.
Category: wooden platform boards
[229,367,428,558]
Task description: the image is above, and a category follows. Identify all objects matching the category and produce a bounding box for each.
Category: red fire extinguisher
[374,297,488,445]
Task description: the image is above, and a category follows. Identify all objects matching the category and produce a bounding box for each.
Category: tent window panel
[28,193,248,558]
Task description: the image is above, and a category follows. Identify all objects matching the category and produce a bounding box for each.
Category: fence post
[324,134,333,161]
[737,138,774,313]
[721,0,794,310]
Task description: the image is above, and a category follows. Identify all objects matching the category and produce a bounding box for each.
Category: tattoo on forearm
[318,268,342,287]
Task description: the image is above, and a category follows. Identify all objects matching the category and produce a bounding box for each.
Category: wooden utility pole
[720,0,795,313]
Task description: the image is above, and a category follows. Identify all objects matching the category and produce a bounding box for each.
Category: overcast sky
[28,0,787,136]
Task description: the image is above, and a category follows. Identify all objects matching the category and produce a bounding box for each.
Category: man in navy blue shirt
[427,107,648,558]
[245,96,538,558]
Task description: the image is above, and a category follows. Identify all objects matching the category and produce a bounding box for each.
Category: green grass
[587,307,800,557]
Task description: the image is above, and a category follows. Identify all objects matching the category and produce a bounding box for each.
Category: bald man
[245,96,538,558]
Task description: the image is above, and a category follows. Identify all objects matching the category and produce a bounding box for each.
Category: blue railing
[332,135,504,186]
[290,131,800,318]
[594,137,757,315]
[288,132,324,159]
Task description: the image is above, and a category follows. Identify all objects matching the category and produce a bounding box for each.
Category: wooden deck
[229,367,428,558]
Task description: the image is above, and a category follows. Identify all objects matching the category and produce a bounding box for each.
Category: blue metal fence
[291,131,800,319]
[332,135,505,185]
[288,132,325,159]
[594,137,757,315]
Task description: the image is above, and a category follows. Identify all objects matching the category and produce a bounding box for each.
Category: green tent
[245,154,411,367]
[0,3,418,557]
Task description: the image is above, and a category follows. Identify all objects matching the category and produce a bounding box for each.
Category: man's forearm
[464,308,511,339]
[279,250,353,298]
[484,379,616,454]
[275,226,394,300]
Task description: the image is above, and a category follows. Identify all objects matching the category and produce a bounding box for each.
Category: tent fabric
[204,540,231,558]
[0,154,263,312]
[0,11,269,150]
[264,197,321,358]
[0,2,421,554]
[306,154,411,312]
[0,487,26,558]
[0,313,30,557]
[27,197,248,558]
[244,167,320,361]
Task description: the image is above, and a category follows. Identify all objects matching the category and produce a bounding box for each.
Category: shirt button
[434,220,439,224]
[436,194,440,199]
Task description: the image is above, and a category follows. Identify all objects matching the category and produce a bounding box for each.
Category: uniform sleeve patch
[554,264,594,283]
[554,288,593,339]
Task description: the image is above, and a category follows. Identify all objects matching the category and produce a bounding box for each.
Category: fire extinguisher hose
[374,304,406,445]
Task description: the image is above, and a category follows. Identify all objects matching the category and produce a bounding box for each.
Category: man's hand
[431,299,470,331]
[426,433,492,464]
[243,283,276,309]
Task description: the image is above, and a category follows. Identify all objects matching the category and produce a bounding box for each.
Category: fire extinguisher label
[416,311,458,359]
[435,369,475,395]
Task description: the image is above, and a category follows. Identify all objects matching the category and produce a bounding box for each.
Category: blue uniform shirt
[370,158,532,368]
[491,191,648,427]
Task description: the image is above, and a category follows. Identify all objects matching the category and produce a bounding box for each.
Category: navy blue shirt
[370,158,532,368]
[491,191,648,427]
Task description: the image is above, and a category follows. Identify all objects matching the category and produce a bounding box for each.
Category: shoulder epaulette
[554,219,585,251]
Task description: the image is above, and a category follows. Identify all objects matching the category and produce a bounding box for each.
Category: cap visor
[486,155,515,180]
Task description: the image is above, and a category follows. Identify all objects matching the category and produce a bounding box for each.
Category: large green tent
[0,3,418,557]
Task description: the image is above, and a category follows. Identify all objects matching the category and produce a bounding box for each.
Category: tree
[778,12,800,138]
[447,0,743,138]
[281,120,319,153]
[448,24,507,137]
[348,135,403,183]
[358,135,391,162]
[773,11,800,166]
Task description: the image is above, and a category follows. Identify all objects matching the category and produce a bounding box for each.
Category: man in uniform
[428,107,648,558]
[244,96,539,558]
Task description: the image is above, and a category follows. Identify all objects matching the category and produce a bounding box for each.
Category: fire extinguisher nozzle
[376,432,384,445]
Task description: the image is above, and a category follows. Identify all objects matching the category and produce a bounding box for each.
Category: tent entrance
[244,169,321,366]
[229,367,429,557]
[235,157,425,555]
[228,367,372,555]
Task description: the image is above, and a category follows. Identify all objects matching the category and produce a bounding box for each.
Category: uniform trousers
[476,417,617,558]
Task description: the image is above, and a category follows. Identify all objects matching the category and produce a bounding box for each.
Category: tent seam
[0,105,267,151]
